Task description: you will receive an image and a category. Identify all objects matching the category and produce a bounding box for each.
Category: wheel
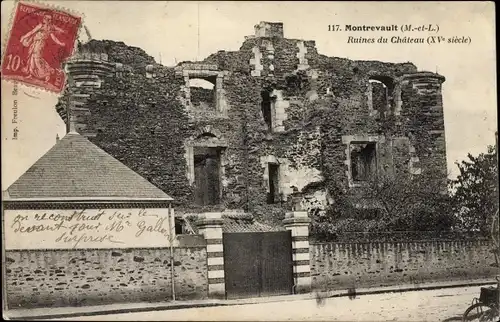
[462,303,498,321]
[462,302,499,322]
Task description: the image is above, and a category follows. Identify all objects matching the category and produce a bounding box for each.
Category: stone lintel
[285,211,308,219]
[283,217,311,226]
[197,218,223,228]
[176,63,219,71]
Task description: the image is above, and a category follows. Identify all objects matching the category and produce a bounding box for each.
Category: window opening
[261,90,276,132]
[174,218,184,235]
[193,147,221,206]
[189,78,216,112]
[369,76,394,114]
[350,142,377,182]
[267,163,280,204]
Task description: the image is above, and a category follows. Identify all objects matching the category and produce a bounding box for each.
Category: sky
[1,1,497,189]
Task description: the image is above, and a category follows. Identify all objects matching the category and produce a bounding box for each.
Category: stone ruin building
[56,21,448,230]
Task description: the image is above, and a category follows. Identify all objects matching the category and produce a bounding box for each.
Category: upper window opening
[189,78,216,111]
[261,90,276,132]
[369,79,388,112]
[368,76,394,114]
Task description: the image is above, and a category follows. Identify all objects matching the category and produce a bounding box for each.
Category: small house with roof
[3,132,210,309]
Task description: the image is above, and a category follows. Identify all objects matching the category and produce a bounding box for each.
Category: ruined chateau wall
[56,22,448,222]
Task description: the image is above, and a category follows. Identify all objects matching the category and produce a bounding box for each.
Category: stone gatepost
[283,211,312,293]
[197,213,225,298]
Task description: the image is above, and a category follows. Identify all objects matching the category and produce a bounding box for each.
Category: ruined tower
[399,72,447,185]
[57,48,115,136]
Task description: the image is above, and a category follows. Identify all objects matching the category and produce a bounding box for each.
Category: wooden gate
[223,231,294,299]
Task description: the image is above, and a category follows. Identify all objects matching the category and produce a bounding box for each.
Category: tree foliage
[311,168,456,241]
[311,144,498,241]
[450,145,498,235]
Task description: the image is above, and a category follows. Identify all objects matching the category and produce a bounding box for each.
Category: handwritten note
[4,208,174,250]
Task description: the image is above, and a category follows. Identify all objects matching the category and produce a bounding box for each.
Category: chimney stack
[254,21,284,38]
[61,49,115,137]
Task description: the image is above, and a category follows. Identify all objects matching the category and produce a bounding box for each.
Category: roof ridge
[6,132,173,200]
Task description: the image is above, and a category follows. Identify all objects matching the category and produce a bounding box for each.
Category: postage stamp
[1,1,82,93]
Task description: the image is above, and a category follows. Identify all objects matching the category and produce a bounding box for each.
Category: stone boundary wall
[310,231,489,243]
[5,235,208,309]
[310,238,496,291]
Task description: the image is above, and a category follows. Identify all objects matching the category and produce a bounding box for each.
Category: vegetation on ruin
[311,145,499,241]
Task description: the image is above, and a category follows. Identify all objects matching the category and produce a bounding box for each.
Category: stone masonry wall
[310,239,496,291]
[201,34,446,220]
[5,246,208,309]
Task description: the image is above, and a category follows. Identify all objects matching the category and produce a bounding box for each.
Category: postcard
[1,1,498,321]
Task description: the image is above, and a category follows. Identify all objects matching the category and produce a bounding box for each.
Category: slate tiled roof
[221,215,284,233]
[183,212,284,234]
[6,133,173,201]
